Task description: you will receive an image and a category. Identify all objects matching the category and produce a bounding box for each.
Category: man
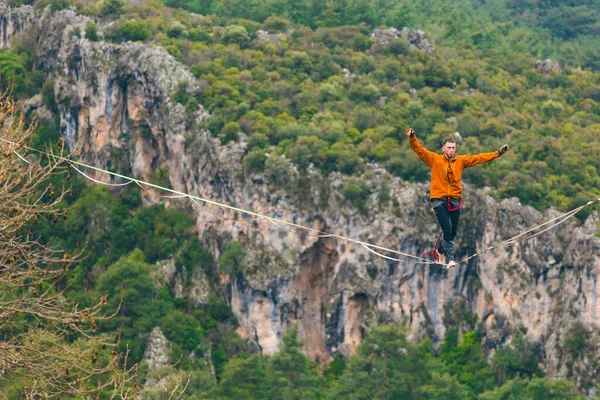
[406,128,509,268]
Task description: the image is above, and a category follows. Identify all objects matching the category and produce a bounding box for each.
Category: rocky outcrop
[3,4,600,391]
[21,93,54,124]
[371,27,435,55]
[143,327,171,378]
[0,5,205,186]
[535,58,561,74]
[0,4,34,49]
[155,258,211,305]
[255,29,284,42]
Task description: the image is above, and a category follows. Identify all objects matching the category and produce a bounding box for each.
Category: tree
[417,371,471,399]
[269,324,324,399]
[85,21,99,41]
[208,354,271,399]
[95,249,157,363]
[115,19,151,42]
[478,377,585,400]
[491,334,542,385]
[327,324,431,399]
[218,241,244,274]
[99,0,125,17]
[439,329,495,395]
[222,25,250,46]
[209,325,323,399]
[0,49,33,97]
[0,97,136,398]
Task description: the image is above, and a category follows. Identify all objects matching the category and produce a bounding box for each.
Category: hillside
[1,0,599,398]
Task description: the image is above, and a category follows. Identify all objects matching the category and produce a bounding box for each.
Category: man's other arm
[462,144,509,168]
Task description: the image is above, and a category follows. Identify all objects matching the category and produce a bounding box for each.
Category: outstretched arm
[406,128,436,167]
[462,144,509,168]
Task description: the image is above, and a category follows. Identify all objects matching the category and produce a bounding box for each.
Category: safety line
[459,198,600,264]
[70,164,134,187]
[2,137,599,267]
[362,243,436,265]
[10,147,31,164]
[188,196,263,222]
[0,137,431,264]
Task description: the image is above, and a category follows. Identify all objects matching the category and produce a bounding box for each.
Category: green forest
[1,0,600,397]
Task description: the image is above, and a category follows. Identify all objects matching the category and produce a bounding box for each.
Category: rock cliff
[2,5,599,391]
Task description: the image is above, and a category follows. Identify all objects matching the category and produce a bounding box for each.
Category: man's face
[442,142,456,159]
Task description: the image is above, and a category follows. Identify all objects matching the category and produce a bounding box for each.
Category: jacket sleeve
[461,151,501,168]
[409,136,436,168]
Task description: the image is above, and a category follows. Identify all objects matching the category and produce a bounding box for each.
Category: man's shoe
[446,260,457,269]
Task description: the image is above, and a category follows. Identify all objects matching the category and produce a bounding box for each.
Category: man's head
[442,138,456,159]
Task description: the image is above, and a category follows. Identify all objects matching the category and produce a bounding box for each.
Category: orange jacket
[409,135,501,199]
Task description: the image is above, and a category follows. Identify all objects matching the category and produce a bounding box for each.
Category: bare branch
[0,95,139,399]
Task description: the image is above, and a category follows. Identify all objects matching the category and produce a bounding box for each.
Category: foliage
[218,241,244,274]
[95,250,157,362]
[222,25,250,47]
[4,0,600,397]
[81,0,600,213]
[342,179,371,214]
[0,49,39,98]
[107,19,151,42]
[85,20,99,41]
[208,324,324,399]
[491,333,543,385]
[478,377,585,400]
[563,323,590,361]
[327,324,432,399]
[440,328,495,395]
[0,98,137,398]
[98,0,125,17]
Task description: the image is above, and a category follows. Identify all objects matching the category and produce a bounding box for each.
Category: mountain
[1,1,599,396]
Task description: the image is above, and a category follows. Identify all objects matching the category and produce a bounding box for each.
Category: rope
[2,137,599,268]
[0,137,431,264]
[10,147,31,164]
[459,199,599,264]
[364,244,437,265]
[70,164,134,187]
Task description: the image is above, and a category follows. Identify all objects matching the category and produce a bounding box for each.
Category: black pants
[433,200,461,261]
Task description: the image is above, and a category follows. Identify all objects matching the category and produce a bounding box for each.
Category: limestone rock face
[154,259,211,306]
[3,5,600,391]
[21,94,54,124]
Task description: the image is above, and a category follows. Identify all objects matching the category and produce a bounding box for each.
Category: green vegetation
[154,0,600,70]
[3,0,600,396]
[16,122,585,397]
[85,20,99,41]
[29,0,596,213]
[0,48,43,98]
[24,156,245,387]
[98,0,125,17]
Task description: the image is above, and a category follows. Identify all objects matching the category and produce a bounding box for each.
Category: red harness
[447,197,463,211]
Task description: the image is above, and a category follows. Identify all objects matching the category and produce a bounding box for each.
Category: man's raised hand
[405,128,415,138]
[498,144,509,155]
